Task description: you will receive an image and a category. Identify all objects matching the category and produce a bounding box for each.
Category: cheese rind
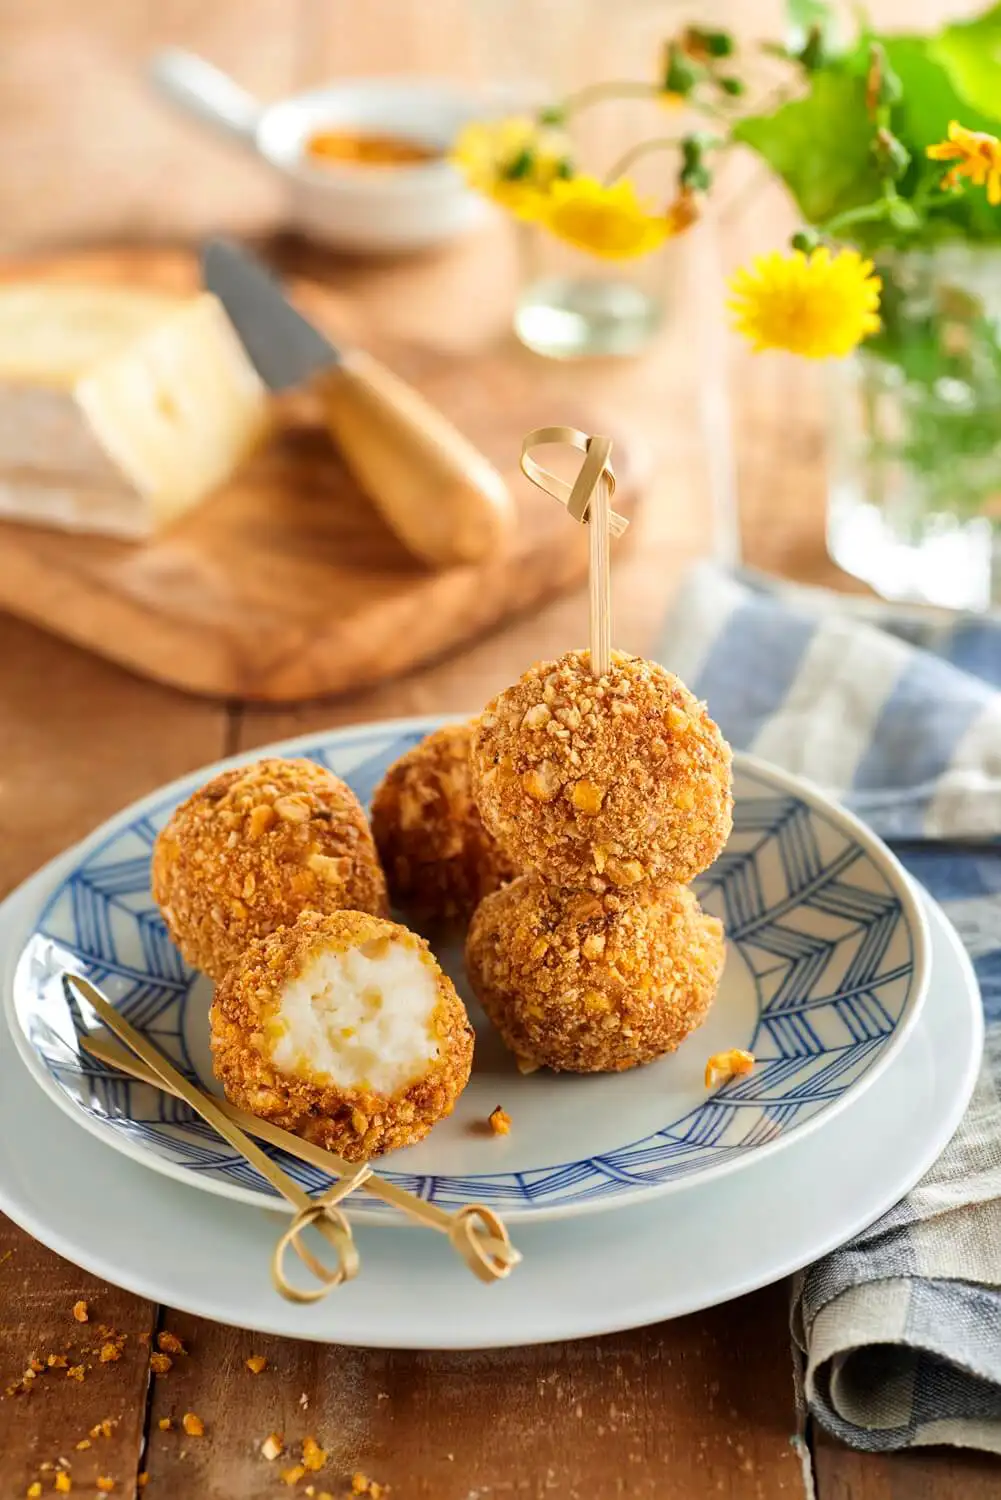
[0,286,270,537]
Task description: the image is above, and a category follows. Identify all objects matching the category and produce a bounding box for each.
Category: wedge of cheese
[0,285,270,538]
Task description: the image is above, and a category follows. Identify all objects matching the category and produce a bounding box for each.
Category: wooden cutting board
[0,246,640,703]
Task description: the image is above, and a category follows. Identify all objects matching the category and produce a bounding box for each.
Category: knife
[203,239,512,568]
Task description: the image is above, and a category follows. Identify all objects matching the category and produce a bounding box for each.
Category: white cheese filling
[269,940,440,1095]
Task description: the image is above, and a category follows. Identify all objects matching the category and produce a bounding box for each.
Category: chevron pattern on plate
[11,723,919,1217]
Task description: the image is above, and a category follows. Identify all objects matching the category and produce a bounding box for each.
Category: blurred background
[0,0,989,720]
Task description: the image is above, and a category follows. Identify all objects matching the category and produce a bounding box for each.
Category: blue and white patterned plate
[6,718,929,1225]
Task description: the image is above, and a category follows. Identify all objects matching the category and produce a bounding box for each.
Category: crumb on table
[150,1353,172,1375]
[302,1437,327,1472]
[282,1466,306,1486]
[157,1331,185,1356]
[71,1301,89,1324]
[261,1433,284,1461]
[246,1354,267,1375]
[488,1106,512,1136]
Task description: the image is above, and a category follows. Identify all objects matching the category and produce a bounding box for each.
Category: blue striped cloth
[658,565,1001,1452]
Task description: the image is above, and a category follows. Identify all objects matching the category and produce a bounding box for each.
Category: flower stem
[561,80,663,116]
[603,135,686,184]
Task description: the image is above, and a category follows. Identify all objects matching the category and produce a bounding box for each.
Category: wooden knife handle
[318,350,513,568]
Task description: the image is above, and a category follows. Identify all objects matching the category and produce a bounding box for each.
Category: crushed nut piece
[281,1466,306,1487]
[350,1475,388,1498]
[261,1433,284,1462]
[181,1413,204,1438]
[66,1365,85,1382]
[75,1441,91,1452]
[55,1472,71,1493]
[156,1331,185,1356]
[488,1106,511,1137]
[157,1419,172,1432]
[96,1480,114,1494]
[89,1420,116,1441]
[301,1436,326,1472]
[149,1354,172,1375]
[245,1354,267,1374]
[99,1343,121,1364]
[47,1354,68,1369]
[72,1301,89,1324]
[704,1048,755,1089]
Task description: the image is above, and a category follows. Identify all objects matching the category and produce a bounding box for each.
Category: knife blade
[202,239,512,569]
[203,239,339,391]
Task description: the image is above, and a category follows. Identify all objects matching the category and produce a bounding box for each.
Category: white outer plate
[0,862,978,1349]
[6,720,928,1224]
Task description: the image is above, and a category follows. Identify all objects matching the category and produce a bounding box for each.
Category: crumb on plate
[704,1048,755,1089]
[488,1106,511,1136]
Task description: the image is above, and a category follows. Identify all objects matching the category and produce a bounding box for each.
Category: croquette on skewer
[470,650,732,891]
[211,909,474,1160]
[466,875,725,1074]
[153,757,389,982]
[371,722,517,926]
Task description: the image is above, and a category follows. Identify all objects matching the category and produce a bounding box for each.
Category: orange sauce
[305,128,441,169]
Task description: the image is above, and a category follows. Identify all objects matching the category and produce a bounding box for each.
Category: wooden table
[2,0,998,1494]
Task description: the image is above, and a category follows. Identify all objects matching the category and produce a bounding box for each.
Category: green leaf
[733,69,882,224]
[785,0,833,49]
[881,35,1001,241]
[928,4,1001,125]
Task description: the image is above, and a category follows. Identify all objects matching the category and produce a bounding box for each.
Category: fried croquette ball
[470,650,732,889]
[466,875,724,1073]
[211,910,474,1159]
[152,757,388,981]
[371,723,518,925]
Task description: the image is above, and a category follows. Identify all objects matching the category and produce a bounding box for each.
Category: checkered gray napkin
[658,565,1001,1452]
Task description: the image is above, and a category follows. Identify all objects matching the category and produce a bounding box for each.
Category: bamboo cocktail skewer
[66,974,363,1304]
[519,426,625,677]
[76,1006,519,1285]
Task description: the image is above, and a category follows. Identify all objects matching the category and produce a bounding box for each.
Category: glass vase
[514,223,673,358]
[827,247,1001,612]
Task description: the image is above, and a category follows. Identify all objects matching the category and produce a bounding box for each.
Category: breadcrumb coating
[371,723,517,926]
[152,758,389,981]
[211,910,474,1159]
[470,650,732,889]
[466,875,724,1073]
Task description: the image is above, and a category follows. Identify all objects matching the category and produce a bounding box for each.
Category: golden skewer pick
[73,988,520,1286]
[520,426,625,678]
[65,974,360,1303]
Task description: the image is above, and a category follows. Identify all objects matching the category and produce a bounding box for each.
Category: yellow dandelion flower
[451,116,570,221]
[728,247,881,359]
[542,176,672,260]
[927,120,1001,206]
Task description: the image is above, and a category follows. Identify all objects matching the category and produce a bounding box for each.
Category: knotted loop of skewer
[520,426,627,535]
[271,1164,373,1304]
[520,426,627,678]
[447,1203,522,1284]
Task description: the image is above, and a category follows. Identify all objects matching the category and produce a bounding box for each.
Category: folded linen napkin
[658,564,1001,1453]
